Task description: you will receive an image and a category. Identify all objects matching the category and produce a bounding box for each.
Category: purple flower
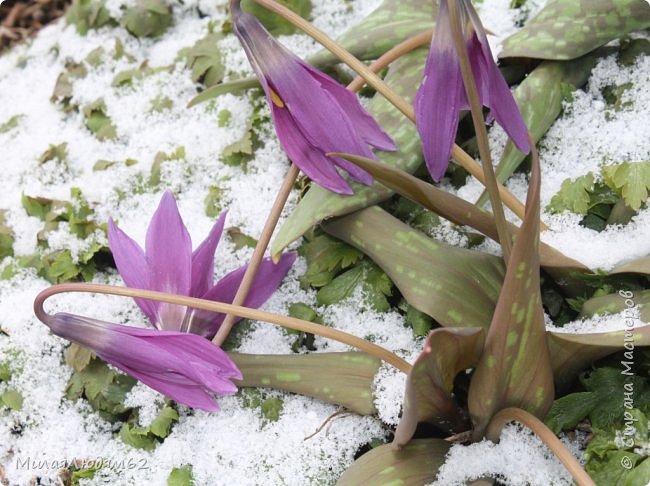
[43,312,241,411]
[230,0,396,195]
[108,191,296,337]
[415,0,530,181]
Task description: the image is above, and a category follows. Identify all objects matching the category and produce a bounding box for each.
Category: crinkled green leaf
[300,232,363,288]
[227,227,257,250]
[500,0,650,60]
[83,100,117,141]
[337,439,449,486]
[150,147,186,186]
[120,405,179,450]
[186,34,225,87]
[272,48,428,260]
[548,173,595,215]
[65,343,94,372]
[587,450,643,486]
[625,459,650,486]
[230,352,380,415]
[39,142,68,164]
[544,391,600,434]
[66,0,115,36]
[122,0,172,38]
[395,328,485,446]
[149,406,179,438]
[602,161,650,211]
[51,61,88,111]
[204,185,224,218]
[167,466,194,486]
[323,207,505,329]
[468,152,554,439]
[260,397,283,422]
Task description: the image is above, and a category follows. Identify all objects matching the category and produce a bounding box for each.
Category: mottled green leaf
[323,207,505,329]
[271,48,428,259]
[122,0,172,38]
[241,0,312,36]
[500,0,650,60]
[167,466,194,486]
[580,290,650,324]
[547,326,650,391]
[468,152,554,438]
[337,439,449,486]
[328,153,589,289]
[395,328,485,446]
[309,0,435,67]
[229,352,380,415]
[602,161,650,211]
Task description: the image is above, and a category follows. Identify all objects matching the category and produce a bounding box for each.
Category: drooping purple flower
[108,191,296,337]
[42,312,241,411]
[415,0,530,181]
[230,0,396,195]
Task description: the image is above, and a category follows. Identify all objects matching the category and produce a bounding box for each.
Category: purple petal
[185,252,297,337]
[44,312,239,411]
[145,191,192,330]
[271,104,354,194]
[299,62,397,151]
[415,4,465,182]
[107,219,158,323]
[191,211,227,298]
[465,2,530,153]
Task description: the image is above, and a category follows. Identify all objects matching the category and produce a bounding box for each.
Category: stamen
[270,88,285,108]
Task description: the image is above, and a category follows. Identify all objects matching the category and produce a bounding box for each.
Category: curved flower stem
[252,0,529,224]
[347,30,433,92]
[447,1,511,262]
[212,163,300,346]
[35,283,412,374]
[486,408,596,486]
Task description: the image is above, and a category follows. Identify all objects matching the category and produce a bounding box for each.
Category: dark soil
[1,0,71,51]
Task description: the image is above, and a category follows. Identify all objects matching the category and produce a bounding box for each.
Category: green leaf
[469,152,554,438]
[51,61,88,111]
[66,0,115,35]
[394,328,485,446]
[119,423,158,451]
[227,227,257,250]
[500,0,650,60]
[230,352,380,415]
[241,0,312,36]
[82,100,117,141]
[186,34,225,87]
[316,265,364,306]
[65,343,94,372]
[151,95,173,113]
[1,389,23,410]
[547,173,595,214]
[272,48,429,260]
[544,392,600,433]
[587,450,641,486]
[625,458,650,486]
[618,38,650,66]
[149,406,179,438]
[323,206,505,329]
[39,142,68,164]
[337,439,450,486]
[150,147,186,186]
[580,290,650,324]
[602,161,650,211]
[93,160,116,171]
[405,305,434,337]
[0,210,14,260]
[168,466,194,486]
[122,0,172,38]
[0,114,24,134]
[261,397,283,422]
[204,185,224,218]
[300,233,363,288]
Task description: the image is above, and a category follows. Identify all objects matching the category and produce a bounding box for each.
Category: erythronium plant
[230,0,396,195]
[107,190,295,337]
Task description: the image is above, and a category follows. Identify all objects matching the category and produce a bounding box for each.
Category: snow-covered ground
[0,0,648,484]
